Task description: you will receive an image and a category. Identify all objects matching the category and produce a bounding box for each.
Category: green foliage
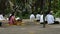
[55,10,60,17]
[0,0,60,18]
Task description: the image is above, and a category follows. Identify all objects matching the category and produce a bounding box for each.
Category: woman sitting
[9,12,16,25]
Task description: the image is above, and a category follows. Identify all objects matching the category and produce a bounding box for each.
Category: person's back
[40,14,44,23]
[9,12,15,25]
[9,15,15,25]
[30,14,35,22]
[36,14,40,21]
[0,14,5,20]
[46,14,54,24]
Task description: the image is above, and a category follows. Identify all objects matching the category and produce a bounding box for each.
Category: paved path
[0,24,60,34]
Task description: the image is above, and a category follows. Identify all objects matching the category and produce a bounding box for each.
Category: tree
[0,0,8,15]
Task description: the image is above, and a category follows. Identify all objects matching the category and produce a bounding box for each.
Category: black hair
[38,12,40,14]
[31,12,34,14]
[9,12,15,20]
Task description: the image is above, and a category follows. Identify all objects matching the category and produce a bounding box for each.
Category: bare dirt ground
[0,19,60,34]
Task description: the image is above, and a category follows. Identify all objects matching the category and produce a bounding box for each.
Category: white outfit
[40,15,44,23]
[0,15,5,20]
[36,14,40,20]
[46,14,54,24]
[16,17,20,20]
[30,14,35,22]
[9,14,12,16]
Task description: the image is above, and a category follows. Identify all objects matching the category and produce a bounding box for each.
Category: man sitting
[46,13,54,24]
[30,13,35,22]
[0,13,5,26]
[36,12,40,22]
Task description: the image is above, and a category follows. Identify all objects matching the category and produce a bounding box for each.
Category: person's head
[0,13,4,16]
[37,12,40,14]
[9,12,15,20]
[49,13,52,15]
[11,12,15,16]
[11,13,14,16]
[31,12,34,14]
[31,12,34,15]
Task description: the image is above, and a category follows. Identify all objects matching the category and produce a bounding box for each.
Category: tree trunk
[48,0,51,12]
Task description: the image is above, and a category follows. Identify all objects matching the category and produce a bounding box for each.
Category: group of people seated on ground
[0,11,59,26]
[0,12,22,26]
[30,12,56,25]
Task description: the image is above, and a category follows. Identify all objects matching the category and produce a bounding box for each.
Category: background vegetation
[0,0,60,19]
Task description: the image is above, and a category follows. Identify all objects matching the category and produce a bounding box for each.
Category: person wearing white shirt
[30,13,35,22]
[0,13,5,26]
[46,13,54,24]
[36,13,40,22]
[0,14,5,20]
[40,14,44,23]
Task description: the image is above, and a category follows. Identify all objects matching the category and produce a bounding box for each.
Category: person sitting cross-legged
[46,13,54,24]
[30,13,35,23]
[8,12,16,25]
